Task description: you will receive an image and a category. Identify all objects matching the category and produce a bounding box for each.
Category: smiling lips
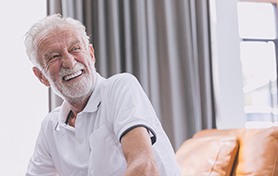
[63,70,83,81]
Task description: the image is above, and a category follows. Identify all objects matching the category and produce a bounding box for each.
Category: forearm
[124,159,160,176]
[122,127,160,176]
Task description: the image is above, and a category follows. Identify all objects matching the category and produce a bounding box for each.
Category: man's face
[35,26,96,102]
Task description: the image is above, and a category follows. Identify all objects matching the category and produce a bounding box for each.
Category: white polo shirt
[26,73,180,176]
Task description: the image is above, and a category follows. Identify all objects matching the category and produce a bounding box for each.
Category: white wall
[0,1,47,175]
[210,0,246,129]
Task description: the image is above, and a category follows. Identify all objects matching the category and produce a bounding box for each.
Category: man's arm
[26,125,57,176]
[121,127,160,176]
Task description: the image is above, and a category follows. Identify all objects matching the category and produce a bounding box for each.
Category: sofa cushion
[190,127,278,176]
[233,128,278,176]
[176,136,238,176]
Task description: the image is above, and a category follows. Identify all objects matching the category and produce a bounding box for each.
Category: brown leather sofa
[175,127,278,176]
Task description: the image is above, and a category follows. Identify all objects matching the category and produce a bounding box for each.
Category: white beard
[48,62,96,103]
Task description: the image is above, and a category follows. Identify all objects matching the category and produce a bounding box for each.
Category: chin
[62,83,93,102]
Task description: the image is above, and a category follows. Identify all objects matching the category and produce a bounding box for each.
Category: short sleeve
[26,125,57,176]
[105,73,159,144]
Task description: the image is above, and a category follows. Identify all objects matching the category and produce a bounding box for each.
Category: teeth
[63,71,82,81]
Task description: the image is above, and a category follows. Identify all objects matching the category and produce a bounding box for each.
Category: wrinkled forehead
[36,27,85,58]
[35,26,82,46]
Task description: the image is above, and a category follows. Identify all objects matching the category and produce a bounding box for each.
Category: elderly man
[25,14,180,176]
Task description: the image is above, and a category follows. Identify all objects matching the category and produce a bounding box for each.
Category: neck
[66,90,93,115]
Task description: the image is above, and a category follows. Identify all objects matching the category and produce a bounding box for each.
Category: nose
[61,51,76,68]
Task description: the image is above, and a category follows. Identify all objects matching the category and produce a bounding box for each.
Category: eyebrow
[68,40,81,48]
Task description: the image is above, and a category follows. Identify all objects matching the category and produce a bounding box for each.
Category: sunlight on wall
[0,1,47,175]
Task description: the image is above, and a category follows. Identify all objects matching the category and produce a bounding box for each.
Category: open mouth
[63,70,83,81]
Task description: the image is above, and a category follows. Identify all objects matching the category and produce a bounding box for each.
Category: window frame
[238,0,278,123]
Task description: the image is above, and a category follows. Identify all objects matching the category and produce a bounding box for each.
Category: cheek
[85,60,95,73]
[45,62,61,80]
[77,54,94,68]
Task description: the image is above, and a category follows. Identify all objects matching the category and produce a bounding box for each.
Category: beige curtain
[47,0,215,150]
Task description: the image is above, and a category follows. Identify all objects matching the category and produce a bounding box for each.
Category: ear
[32,67,50,87]
[89,44,96,63]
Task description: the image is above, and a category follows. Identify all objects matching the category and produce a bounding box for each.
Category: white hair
[24,14,90,69]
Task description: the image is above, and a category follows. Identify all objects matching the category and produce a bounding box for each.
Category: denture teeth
[64,71,82,81]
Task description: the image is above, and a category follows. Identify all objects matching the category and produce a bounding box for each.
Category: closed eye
[48,54,60,61]
[45,54,61,66]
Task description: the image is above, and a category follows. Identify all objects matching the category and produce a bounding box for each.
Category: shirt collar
[58,73,106,124]
[82,73,105,113]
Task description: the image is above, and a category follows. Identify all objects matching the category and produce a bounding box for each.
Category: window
[237,0,278,127]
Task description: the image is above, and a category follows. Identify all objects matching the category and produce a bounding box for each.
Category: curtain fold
[47,0,215,149]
